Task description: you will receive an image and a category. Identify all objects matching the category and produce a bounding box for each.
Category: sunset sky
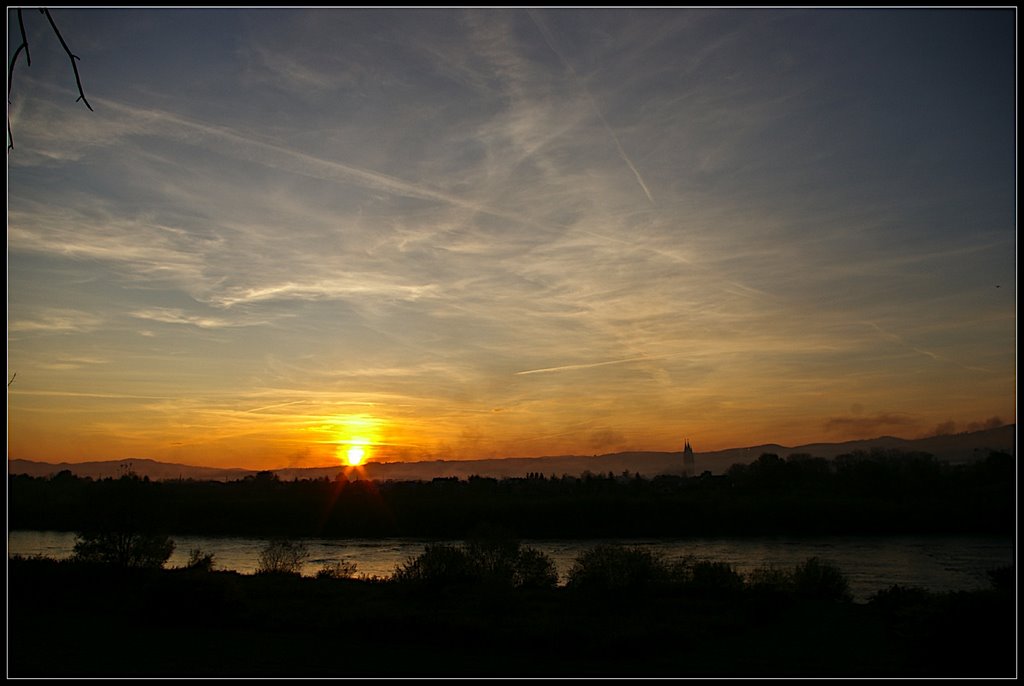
[7,8,1016,471]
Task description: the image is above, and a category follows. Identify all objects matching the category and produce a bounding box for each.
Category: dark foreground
[8,556,1016,678]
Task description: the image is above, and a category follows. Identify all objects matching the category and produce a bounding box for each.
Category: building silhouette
[682,439,695,477]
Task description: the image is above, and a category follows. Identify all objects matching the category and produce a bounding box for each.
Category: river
[7,530,1013,602]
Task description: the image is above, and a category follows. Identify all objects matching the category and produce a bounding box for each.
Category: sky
[6,8,1017,471]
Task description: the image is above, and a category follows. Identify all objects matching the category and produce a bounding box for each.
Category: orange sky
[7,8,1016,471]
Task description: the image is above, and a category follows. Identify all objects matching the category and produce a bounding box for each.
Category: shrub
[986,565,1013,594]
[72,531,175,569]
[316,560,358,580]
[464,534,522,586]
[255,539,309,575]
[186,547,215,571]
[393,543,477,586]
[392,540,559,590]
[746,564,793,594]
[868,583,933,611]
[790,557,853,602]
[512,546,560,589]
[565,545,669,591]
[687,560,745,594]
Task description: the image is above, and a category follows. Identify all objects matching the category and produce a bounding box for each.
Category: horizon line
[7,423,1015,473]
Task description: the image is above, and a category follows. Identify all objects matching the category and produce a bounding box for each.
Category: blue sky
[7,8,1016,469]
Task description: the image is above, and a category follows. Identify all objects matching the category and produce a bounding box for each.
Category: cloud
[36,355,109,371]
[8,309,104,334]
[966,417,1006,432]
[928,420,958,437]
[926,417,1007,437]
[823,413,920,436]
[527,10,654,204]
[588,427,627,451]
[210,279,440,309]
[130,308,254,329]
[5,10,1015,464]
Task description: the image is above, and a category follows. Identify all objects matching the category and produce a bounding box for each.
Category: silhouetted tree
[686,560,745,594]
[255,538,309,575]
[72,530,174,568]
[185,547,215,571]
[565,545,669,592]
[393,543,476,586]
[315,559,358,579]
[789,557,852,602]
[393,535,558,590]
[71,473,174,568]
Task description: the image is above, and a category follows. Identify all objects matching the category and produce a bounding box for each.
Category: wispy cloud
[6,9,1015,465]
[528,10,654,204]
[130,308,256,329]
[9,309,104,334]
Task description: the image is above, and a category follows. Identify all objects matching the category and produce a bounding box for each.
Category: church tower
[682,439,695,477]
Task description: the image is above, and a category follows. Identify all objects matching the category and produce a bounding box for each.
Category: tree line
[7,448,1014,539]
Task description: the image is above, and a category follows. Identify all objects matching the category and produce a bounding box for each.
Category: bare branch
[7,9,32,151]
[7,8,93,152]
[19,8,32,64]
[8,44,28,102]
[41,8,93,111]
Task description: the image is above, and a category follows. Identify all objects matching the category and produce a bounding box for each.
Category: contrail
[94,95,530,225]
[243,400,307,414]
[864,321,992,374]
[516,354,658,376]
[527,10,654,204]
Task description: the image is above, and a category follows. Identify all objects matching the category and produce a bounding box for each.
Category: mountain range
[7,424,1015,483]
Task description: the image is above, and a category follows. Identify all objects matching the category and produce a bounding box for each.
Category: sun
[345,445,367,466]
[322,415,382,467]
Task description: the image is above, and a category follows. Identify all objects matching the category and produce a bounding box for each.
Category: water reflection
[7,530,1012,602]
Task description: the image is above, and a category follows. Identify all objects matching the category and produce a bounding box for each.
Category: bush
[686,560,745,594]
[986,565,1013,594]
[464,534,522,586]
[186,547,215,571]
[255,539,309,575]
[512,546,560,589]
[746,564,793,594]
[393,544,477,586]
[72,531,175,569]
[868,583,933,611]
[790,557,852,602]
[565,545,669,591]
[392,540,558,590]
[315,560,358,580]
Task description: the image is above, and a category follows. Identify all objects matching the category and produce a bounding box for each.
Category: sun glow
[317,414,385,467]
[346,444,367,466]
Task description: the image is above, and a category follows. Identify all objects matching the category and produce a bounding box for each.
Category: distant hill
[7,424,1015,482]
[5,457,254,482]
[691,423,1016,475]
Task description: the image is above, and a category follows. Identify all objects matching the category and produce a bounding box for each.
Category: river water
[7,530,1014,602]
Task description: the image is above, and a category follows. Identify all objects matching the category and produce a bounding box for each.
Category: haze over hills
[7,424,1015,483]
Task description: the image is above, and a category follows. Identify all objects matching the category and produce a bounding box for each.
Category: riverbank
[8,529,1015,602]
[8,554,1015,678]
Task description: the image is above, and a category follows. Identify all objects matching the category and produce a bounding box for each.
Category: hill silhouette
[7,424,1014,482]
